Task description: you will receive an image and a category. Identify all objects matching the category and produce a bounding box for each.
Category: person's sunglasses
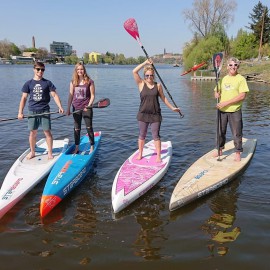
[228,64,238,67]
[35,68,45,72]
[145,74,154,78]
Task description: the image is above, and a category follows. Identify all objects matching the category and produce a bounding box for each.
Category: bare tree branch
[183,0,237,37]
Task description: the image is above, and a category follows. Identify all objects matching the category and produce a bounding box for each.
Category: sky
[0,0,269,58]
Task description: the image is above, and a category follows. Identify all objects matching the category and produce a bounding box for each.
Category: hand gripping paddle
[52,98,111,120]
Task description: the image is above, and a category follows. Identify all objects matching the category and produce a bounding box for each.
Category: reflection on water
[132,189,167,261]
[202,180,240,258]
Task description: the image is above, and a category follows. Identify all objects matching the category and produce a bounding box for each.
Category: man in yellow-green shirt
[214,57,249,161]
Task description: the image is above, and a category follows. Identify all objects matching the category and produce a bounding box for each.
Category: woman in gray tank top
[133,59,181,162]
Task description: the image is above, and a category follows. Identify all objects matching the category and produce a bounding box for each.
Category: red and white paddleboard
[111,140,172,213]
[0,138,69,219]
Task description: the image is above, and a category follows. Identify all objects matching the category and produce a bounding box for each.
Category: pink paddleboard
[111,140,172,213]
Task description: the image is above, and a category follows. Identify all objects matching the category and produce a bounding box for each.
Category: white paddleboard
[0,138,69,219]
[112,140,172,213]
[169,138,257,211]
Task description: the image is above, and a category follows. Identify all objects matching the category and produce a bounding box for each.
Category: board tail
[40,195,62,218]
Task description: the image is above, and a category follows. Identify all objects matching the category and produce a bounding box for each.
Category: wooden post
[258,8,266,60]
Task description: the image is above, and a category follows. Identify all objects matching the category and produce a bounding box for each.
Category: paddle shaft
[213,52,224,160]
[52,98,110,120]
[0,111,59,122]
[140,45,184,118]
[215,73,221,160]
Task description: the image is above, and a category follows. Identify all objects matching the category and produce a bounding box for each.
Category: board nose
[40,195,62,217]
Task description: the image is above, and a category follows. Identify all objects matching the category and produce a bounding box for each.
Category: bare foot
[213,150,222,157]
[73,146,79,154]
[90,145,94,153]
[234,152,241,162]
[136,153,142,160]
[26,152,35,160]
[156,157,162,163]
[48,154,54,160]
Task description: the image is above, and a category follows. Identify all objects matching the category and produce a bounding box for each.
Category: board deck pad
[169,138,257,211]
[112,140,172,213]
[116,150,167,195]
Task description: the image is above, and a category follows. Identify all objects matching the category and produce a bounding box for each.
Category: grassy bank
[236,60,270,84]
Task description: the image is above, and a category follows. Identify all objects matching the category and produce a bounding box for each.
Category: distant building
[23,51,36,58]
[163,48,181,60]
[89,51,101,64]
[0,58,12,64]
[50,41,73,57]
[11,56,35,64]
[163,53,173,59]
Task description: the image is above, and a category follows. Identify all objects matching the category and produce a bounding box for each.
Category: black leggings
[73,107,94,146]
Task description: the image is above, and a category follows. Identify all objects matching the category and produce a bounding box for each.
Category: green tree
[114,53,126,65]
[137,56,147,63]
[10,43,21,56]
[183,36,223,69]
[105,52,115,63]
[103,56,113,64]
[65,55,79,65]
[0,39,21,58]
[261,43,270,57]
[230,29,257,59]
[210,23,230,55]
[36,48,49,61]
[248,1,270,45]
[24,47,38,52]
[83,53,89,64]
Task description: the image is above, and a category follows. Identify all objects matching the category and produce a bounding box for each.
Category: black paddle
[213,52,224,161]
[52,98,110,120]
[0,111,59,122]
[124,18,184,118]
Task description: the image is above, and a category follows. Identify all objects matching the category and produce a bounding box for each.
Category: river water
[0,64,269,270]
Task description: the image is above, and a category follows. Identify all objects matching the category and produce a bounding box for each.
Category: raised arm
[133,59,152,89]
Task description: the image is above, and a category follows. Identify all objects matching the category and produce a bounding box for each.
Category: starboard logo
[194,169,208,180]
[183,169,209,189]
[51,160,72,185]
[1,178,23,200]
[63,167,86,195]
[198,179,228,198]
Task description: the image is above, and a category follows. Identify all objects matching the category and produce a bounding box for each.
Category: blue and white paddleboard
[40,131,101,217]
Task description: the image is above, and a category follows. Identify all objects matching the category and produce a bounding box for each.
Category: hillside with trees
[182,0,270,70]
